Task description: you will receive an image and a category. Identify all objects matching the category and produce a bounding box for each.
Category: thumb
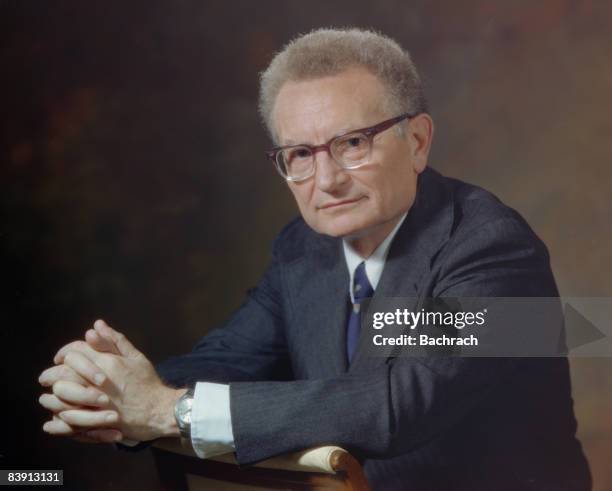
[93,319,140,358]
[85,328,121,356]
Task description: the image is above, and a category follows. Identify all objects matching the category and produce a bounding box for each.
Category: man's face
[272,66,432,245]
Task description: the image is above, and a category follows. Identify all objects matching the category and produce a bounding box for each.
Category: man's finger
[39,393,80,413]
[85,329,120,356]
[54,340,100,365]
[39,365,87,387]
[93,319,139,358]
[63,350,107,386]
[43,415,76,436]
[42,417,121,443]
[58,409,119,427]
[52,380,110,407]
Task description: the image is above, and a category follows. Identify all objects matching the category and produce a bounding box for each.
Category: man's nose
[313,150,349,192]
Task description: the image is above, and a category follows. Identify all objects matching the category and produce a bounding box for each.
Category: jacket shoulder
[441,173,543,247]
[430,172,555,293]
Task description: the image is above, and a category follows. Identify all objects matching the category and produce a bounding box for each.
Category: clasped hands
[38,320,186,444]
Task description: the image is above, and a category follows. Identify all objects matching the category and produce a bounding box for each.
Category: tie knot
[353,262,374,302]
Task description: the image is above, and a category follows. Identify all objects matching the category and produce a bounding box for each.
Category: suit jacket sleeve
[229,215,560,464]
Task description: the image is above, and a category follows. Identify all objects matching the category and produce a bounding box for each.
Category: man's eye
[339,135,368,153]
[288,148,311,161]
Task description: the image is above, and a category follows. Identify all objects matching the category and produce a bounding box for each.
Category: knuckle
[73,340,88,351]
[60,364,77,378]
[63,341,85,356]
[60,341,78,353]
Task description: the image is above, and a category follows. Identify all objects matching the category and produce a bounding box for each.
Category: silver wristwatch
[174,388,195,440]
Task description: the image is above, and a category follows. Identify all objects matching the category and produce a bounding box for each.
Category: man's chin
[309,218,371,239]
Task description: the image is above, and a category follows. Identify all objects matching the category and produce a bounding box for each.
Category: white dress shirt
[343,213,407,302]
[187,213,407,458]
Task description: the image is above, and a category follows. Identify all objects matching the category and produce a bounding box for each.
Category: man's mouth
[318,197,365,210]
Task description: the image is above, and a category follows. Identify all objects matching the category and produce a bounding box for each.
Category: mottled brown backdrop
[2,1,611,490]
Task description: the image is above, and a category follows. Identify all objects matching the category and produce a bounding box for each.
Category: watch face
[176,392,194,427]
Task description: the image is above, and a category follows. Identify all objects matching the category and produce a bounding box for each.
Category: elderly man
[39,28,590,490]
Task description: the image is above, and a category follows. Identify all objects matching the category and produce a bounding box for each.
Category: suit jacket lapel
[349,168,456,372]
[285,237,350,377]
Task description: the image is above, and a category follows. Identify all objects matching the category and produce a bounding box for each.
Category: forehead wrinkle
[276,102,335,146]
[273,68,390,146]
[277,99,378,147]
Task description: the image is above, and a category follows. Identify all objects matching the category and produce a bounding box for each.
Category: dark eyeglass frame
[266,112,419,182]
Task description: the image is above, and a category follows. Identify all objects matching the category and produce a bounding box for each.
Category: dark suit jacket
[157,168,591,491]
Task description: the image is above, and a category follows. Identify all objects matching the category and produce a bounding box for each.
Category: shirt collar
[343,213,407,303]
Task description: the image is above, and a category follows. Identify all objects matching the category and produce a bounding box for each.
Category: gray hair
[259,27,428,140]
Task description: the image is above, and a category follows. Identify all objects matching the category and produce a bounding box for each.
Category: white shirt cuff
[191,382,235,459]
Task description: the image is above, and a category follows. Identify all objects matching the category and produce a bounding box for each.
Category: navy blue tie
[346,262,374,363]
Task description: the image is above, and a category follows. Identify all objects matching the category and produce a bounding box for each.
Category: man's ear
[409,113,434,173]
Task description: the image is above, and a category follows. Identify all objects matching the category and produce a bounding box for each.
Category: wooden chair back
[153,439,371,491]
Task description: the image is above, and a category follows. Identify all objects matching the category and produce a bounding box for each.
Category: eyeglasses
[267,112,417,182]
